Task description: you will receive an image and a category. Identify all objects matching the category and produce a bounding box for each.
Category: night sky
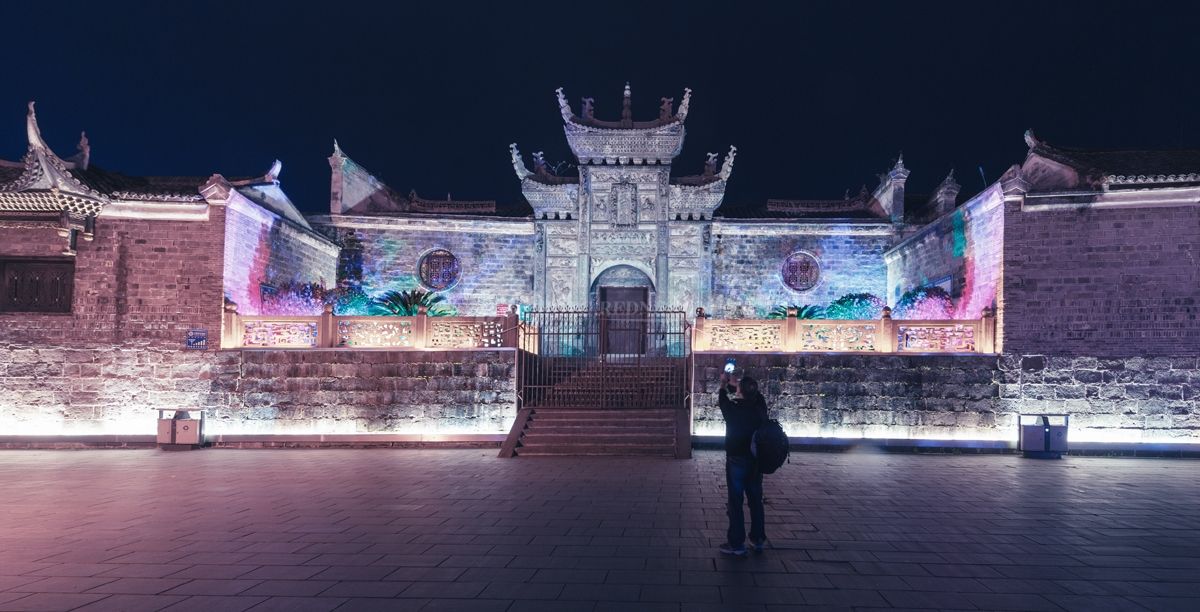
[3,1,1198,216]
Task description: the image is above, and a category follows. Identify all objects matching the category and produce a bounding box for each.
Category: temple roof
[0,103,109,218]
[557,83,691,130]
[555,85,692,164]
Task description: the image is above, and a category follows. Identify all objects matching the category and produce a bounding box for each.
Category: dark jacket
[719,384,768,458]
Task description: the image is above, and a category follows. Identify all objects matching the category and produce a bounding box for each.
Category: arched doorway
[591,265,653,354]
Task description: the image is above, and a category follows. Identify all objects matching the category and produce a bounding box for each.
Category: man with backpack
[718,371,770,556]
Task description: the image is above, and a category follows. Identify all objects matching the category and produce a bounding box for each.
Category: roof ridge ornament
[73,131,90,170]
[676,88,692,121]
[26,101,50,152]
[332,138,343,157]
[621,82,632,124]
[1024,128,1041,149]
[719,145,737,181]
[508,143,532,180]
[265,159,282,182]
[555,87,573,123]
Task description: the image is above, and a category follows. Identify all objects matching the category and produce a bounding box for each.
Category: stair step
[528,425,674,434]
[532,409,678,417]
[517,444,675,457]
[521,434,675,445]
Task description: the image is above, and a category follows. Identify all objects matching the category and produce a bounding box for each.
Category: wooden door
[599,286,648,354]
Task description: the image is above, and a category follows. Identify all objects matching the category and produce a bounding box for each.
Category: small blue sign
[185,329,208,350]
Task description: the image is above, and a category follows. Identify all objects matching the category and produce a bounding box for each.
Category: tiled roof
[1036,144,1200,179]
[69,166,212,201]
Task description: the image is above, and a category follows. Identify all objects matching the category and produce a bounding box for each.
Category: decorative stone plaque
[781,251,820,292]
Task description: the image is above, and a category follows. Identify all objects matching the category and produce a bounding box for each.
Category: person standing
[718,371,769,556]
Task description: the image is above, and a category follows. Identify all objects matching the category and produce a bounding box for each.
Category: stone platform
[1,449,1198,611]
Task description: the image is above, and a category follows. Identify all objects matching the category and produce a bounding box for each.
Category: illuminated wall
[0,347,516,436]
[310,216,536,316]
[1002,199,1200,357]
[885,184,1005,319]
[710,221,893,317]
[0,213,226,346]
[222,198,339,315]
[693,353,1200,444]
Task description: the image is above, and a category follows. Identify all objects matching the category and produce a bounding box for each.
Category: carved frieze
[549,268,575,308]
[548,237,579,257]
[668,272,698,312]
[428,319,505,348]
[797,323,877,352]
[591,258,656,280]
[669,235,702,258]
[564,121,685,164]
[521,182,578,215]
[337,319,414,348]
[705,322,784,352]
[897,324,976,352]
[669,183,725,214]
[608,180,638,226]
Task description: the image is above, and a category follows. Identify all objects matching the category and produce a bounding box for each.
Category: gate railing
[517,309,690,410]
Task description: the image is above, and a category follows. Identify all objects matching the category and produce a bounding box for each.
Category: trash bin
[156,409,207,449]
[1019,414,1068,459]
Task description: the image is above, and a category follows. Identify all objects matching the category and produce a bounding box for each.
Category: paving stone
[1,449,1199,612]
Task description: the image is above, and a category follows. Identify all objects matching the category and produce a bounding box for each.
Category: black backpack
[751,419,790,474]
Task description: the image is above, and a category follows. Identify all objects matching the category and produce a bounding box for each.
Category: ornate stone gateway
[510,84,735,314]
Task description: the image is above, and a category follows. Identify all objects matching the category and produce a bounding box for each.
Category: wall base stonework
[4,344,1194,446]
[999,355,1200,443]
[693,353,1200,443]
[0,346,516,436]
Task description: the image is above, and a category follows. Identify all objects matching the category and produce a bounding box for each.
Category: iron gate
[518,308,690,410]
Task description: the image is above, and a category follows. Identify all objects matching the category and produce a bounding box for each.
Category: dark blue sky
[3,1,1197,215]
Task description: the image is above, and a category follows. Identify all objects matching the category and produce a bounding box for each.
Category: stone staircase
[501,358,690,458]
[509,408,679,457]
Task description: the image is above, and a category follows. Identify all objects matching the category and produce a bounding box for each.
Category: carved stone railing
[693,309,996,354]
[222,304,518,349]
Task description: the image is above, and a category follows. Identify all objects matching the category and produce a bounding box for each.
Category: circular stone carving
[418,249,461,291]
[781,251,820,292]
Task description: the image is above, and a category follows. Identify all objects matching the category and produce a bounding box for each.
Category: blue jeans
[726,455,765,547]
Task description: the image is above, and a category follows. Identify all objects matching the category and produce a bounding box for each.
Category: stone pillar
[655,224,670,308]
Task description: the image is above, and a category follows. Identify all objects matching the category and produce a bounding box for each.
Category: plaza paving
[1,449,1198,612]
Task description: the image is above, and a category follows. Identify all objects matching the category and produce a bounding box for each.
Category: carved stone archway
[590,264,655,311]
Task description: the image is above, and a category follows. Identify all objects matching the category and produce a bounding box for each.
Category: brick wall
[0,346,516,436]
[1003,201,1200,357]
[711,223,893,317]
[886,186,1004,318]
[692,352,1200,443]
[223,199,339,315]
[312,217,536,316]
[0,211,226,347]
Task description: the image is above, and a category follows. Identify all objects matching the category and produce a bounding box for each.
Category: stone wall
[223,199,340,315]
[311,216,536,316]
[0,345,516,436]
[0,212,226,347]
[693,352,1200,443]
[997,354,1200,443]
[1003,201,1200,357]
[693,352,1001,439]
[885,185,1004,318]
[710,222,894,318]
